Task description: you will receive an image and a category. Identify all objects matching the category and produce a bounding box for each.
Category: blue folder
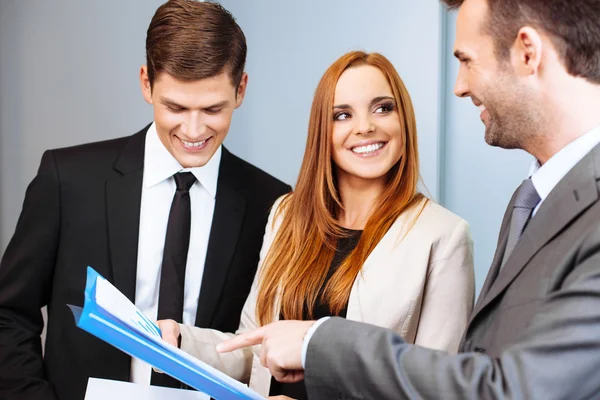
[69,267,264,400]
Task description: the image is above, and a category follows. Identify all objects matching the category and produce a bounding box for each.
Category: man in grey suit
[217,0,600,398]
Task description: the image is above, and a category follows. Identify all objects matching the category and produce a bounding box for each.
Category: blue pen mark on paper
[133,310,162,338]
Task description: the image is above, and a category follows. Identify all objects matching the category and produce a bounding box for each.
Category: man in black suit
[0,1,290,399]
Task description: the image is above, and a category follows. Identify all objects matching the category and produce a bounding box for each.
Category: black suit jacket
[0,125,291,400]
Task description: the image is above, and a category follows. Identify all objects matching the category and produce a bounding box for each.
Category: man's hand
[157,319,180,347]
[216,320,315,383]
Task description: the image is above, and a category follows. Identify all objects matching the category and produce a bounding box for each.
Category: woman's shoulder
[269,193,292,218]
[399,197,471,241]
[420,199,469,228]
[265,192,293,232]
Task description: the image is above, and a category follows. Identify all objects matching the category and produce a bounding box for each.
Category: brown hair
[145,0,247,88]
[255,51,426,325]
[442,0,600,84]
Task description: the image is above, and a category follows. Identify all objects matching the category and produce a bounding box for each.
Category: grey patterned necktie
[501,178,541,269]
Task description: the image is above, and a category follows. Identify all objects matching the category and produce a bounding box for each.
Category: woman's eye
[334,112,351,121]
[375,103,395,114]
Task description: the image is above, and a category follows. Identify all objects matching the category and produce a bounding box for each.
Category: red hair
[256,51,426,325]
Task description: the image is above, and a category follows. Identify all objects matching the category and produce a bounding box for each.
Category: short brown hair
[441,0,600,84]
[146,0,247,88]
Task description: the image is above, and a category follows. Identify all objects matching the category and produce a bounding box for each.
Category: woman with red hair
[158,51,475,399]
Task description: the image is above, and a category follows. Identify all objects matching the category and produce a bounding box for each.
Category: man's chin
[484,126,504,148]
[484,130,521,150]
[176,145,220,168]
[484,132,499,147]
[177,154,211,169]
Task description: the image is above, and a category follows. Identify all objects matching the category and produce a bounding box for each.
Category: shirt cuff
[301,317,330,369]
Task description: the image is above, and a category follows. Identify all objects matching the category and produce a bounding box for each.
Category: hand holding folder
[69,267,265,400]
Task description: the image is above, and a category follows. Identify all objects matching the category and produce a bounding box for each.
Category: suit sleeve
[304,226,600,400]
[0,151,61,400]
[178,195,287,386]
[305,225,600,400]
[414,219,475,353]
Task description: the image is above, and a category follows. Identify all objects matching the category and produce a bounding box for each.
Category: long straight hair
[256,51,426,325]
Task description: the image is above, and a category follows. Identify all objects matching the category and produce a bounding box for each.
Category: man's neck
[530,82,600,165]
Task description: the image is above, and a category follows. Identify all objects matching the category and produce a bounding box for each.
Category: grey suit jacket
[304,143,600,400]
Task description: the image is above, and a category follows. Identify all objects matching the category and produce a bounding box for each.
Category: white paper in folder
[85,378,210,400]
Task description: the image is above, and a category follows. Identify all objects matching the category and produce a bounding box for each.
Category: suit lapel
[468,147,600,324]
[472,191,516,312]
[346,204,407,321]
[195,148,247,327]
[347,198,427,322]
[106,129,147,302]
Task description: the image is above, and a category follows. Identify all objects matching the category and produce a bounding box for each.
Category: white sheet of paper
[85,378,210,400]
[95,276,162,338]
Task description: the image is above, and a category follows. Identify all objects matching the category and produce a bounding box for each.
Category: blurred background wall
[0,0,532,298]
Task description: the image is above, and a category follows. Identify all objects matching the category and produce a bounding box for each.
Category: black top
[269,229,363,399]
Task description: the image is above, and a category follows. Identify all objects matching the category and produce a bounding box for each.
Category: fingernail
[216,344,224,352]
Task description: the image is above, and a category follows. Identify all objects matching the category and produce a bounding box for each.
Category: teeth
[181,138,208,147]
[352,142,385,154]
[479,105,486,112]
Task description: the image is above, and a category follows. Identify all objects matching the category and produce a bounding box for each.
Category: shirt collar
[183,147,221,199]
[529,124,600,203]
[143,122,221,198]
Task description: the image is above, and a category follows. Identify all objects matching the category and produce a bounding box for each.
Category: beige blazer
[178,195,475,396]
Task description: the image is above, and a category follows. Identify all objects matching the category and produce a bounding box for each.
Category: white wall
[0,2,534,297]
[219,0,444,200]
[0,0,444,255]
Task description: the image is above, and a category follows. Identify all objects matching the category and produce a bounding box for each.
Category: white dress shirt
[530,125,600,215]
[302,125,600,368]
[131,123,221,384]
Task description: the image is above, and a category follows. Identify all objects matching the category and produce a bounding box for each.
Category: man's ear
[140,65,153,104]
[511,26,543,76]
[235,72,248,108]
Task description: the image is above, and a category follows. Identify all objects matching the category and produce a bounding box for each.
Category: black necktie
[151,172,196,388]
